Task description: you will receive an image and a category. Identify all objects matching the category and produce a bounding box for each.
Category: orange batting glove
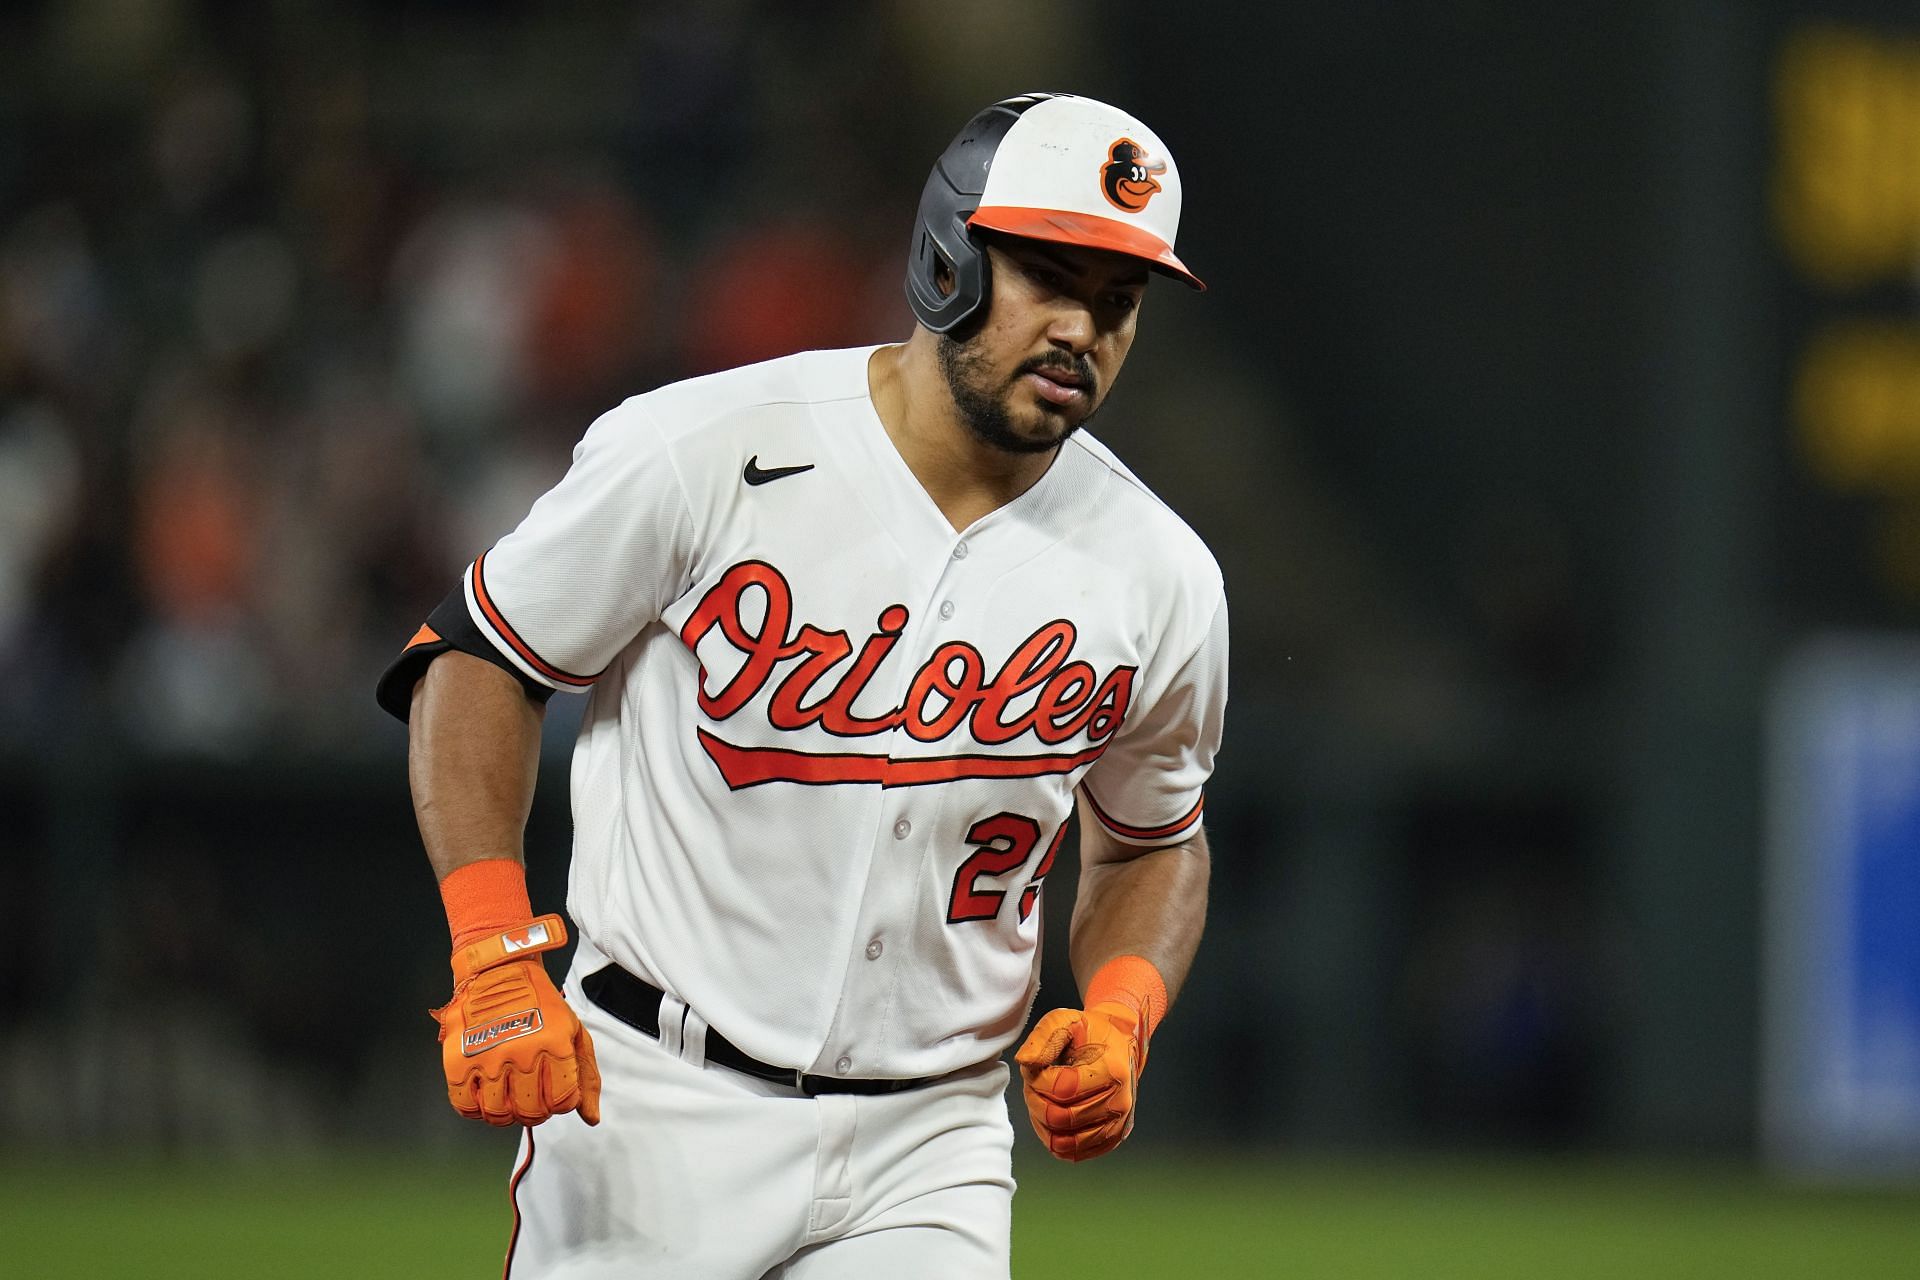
[1014,955,1168,1162]
[435,913,601,1127]
[431,861,602,1127]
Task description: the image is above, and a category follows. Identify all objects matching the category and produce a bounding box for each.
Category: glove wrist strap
[1085,954,1169,1045]
[450,913,569,985]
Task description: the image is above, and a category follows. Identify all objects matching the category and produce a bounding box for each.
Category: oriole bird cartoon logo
[1100,138,1166,213]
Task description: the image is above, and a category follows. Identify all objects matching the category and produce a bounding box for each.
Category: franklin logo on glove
[463,1009,543,1056]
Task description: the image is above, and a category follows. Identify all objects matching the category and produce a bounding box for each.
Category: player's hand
[1014,1000,1143,1162]
[433,913,602,1128]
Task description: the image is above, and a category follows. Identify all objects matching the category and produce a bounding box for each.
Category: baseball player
[378,92,1227,1277]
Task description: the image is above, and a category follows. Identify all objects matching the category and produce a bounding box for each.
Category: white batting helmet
[905,93,1204,334]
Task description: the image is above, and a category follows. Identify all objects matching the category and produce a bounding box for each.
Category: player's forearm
[407,650,546,882]
[1067,828,1210,1005]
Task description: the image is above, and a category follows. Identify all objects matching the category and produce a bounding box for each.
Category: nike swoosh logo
[743,456,816,486]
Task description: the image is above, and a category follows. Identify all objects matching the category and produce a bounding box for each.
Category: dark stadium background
[3,1,1918,1274]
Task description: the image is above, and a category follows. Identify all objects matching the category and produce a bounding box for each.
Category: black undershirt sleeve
[374,583,555,723]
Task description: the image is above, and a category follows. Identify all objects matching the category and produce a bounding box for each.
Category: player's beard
[936,330,1098,456]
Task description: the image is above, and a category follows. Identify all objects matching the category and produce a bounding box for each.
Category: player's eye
[1025,263,1064,289]
[1107,292,1139,314]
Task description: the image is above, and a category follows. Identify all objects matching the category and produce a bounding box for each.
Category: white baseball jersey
[443,344,1226,1081]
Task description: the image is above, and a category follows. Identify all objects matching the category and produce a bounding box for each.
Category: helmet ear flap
[905,171,991,333]
[904,95,1050,334]
[912,222,990,335]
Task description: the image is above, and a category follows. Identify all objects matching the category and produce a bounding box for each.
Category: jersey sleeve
[374,401,695,721]
[1079,592,1228,848]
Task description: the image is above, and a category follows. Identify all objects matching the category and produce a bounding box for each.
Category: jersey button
[952,542,969,560]
[835,1056,852,1075]
[865,938,883,960]
[893,818,911,839]
[938,600,954,620]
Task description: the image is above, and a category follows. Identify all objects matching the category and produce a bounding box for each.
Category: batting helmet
[905,92,1205,335]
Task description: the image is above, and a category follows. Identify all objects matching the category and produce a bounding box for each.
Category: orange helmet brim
[968,206,1206,292]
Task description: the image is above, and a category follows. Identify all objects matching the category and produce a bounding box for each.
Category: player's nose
[1043,298,1097,356]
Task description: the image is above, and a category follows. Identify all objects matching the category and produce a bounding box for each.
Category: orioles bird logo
[1100,138,1166,213]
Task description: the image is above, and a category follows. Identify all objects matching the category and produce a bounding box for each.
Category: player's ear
[933,256,956,298]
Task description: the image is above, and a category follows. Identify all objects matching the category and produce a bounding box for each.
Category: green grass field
[5,1150,1917,1277]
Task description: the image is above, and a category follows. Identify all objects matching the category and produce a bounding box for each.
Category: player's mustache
[1014,353,1096,398]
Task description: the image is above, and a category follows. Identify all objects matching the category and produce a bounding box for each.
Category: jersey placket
[811,514,1063,1077]
[800,389,1000,1075]
[796,388,955,1077]
[806,533,983,1078]
[805,367,1081,1077]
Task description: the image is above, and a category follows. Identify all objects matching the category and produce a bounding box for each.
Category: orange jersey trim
[471,553,597,688]
[966,206,1205,291]
[1082,785,1204,843]
[406,623,441,649]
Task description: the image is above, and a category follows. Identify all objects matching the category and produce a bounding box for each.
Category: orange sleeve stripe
[471,552,596,688]
[405,623,441,649]
[1082,786,1204,842]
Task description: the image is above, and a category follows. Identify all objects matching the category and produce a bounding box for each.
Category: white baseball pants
[502,944,1016,1278]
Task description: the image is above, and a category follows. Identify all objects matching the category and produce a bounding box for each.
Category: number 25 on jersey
[947,814,1066,925]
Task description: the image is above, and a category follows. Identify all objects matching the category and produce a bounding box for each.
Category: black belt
[581,964,934,1097]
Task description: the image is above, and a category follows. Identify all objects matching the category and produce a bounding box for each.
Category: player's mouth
[1022,364,1091,408]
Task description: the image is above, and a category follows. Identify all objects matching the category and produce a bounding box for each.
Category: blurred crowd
[0,2,1573,762]
[0,6,926,757]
